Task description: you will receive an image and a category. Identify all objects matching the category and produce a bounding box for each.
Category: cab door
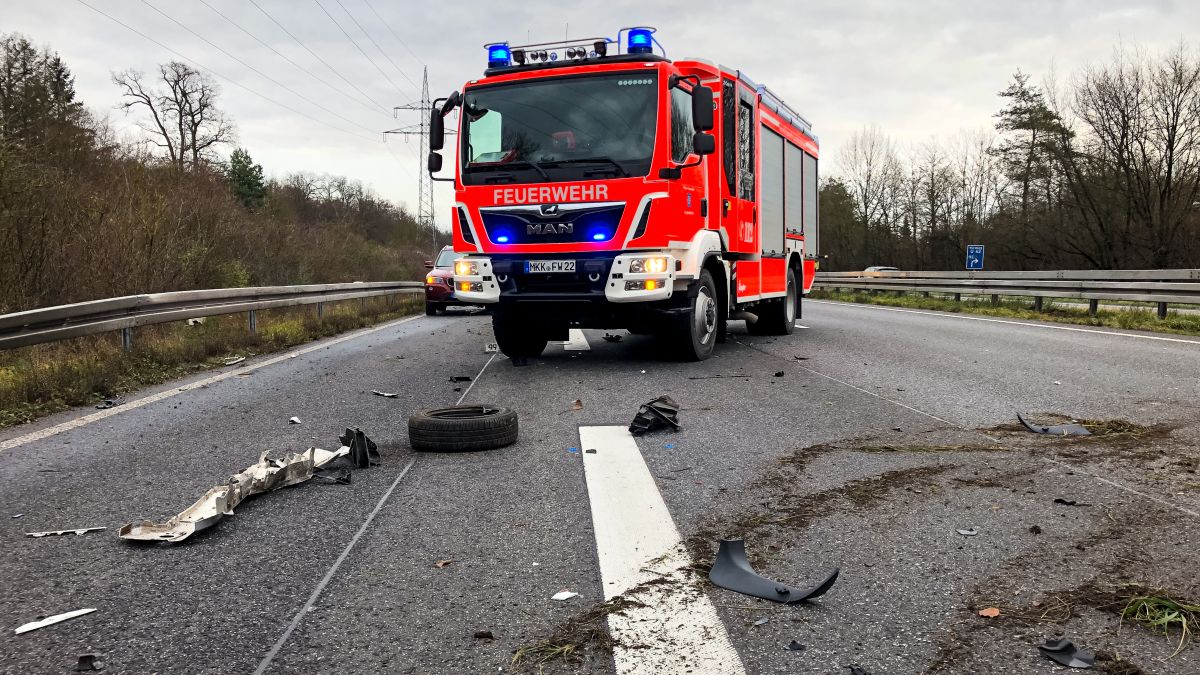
[719,77,759,257]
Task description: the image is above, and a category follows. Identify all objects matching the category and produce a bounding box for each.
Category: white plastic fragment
[956,528,979,536]
[371,390,399,398]
[223,356,246,366]
[25,527,106,538]
[551,591,578,601]
[289,417,302,424]
[14,608,96,634]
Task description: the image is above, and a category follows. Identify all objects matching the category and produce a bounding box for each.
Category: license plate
[525,260,576,273]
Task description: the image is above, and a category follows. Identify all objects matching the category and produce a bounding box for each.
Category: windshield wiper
[543,157,629,177]
[467,160,550,181]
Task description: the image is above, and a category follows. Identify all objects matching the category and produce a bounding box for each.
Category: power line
[361,0,424,67]
[246,0,392,115]
[332,0,416,88]
[312,0,412,101]
[140,0,384,138]
[76,0,379,145]
[196,0,386,120]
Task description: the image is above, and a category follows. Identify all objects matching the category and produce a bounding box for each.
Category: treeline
[819,44,1200,271]
[0,34,442,314]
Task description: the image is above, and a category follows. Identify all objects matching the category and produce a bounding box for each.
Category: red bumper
[424,283,455,302]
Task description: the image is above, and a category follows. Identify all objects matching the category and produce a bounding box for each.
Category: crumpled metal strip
[119,446,347,543]
[1017,412,1092,437]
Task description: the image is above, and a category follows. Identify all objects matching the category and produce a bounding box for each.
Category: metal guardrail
[813,269,1200,318]
[0,281,423,350]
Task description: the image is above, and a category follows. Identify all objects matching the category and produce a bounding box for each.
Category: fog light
[629,257,668,274]
[458,281,482,293]
[645,279,659,290]
[455,260,479,276]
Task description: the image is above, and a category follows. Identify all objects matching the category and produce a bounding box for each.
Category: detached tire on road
[408,405,518,452]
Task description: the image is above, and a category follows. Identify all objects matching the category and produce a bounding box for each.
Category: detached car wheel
[408,405,518,452]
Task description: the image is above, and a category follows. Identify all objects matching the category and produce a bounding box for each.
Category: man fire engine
[426,27,819,360]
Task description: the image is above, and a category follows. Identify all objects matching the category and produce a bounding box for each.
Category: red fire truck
[426,27,819,360]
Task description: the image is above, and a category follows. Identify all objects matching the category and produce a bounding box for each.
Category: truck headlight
[629,256,669,274]
[455,260,479,276]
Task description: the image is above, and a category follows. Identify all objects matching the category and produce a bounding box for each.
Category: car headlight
[455,260,479,276]
[629,256,669,274]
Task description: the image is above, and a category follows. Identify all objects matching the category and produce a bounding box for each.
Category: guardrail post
[953,293,961,302]
[248,310,257,334]
[990,294,999,306]
[1033,296,1043,312]
[316,302,324,318]
[121,327,133,352]
[1088,300,1098,316]
[1158,302,1168,320]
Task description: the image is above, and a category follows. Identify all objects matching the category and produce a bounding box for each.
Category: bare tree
[113,62,233,169]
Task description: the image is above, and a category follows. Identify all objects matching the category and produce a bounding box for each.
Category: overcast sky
[5,1,1197,228]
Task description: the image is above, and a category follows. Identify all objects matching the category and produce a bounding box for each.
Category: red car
[424,246,464,315]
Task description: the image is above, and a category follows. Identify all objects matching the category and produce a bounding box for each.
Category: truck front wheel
[671,269,719,361]
[492,307,548,358]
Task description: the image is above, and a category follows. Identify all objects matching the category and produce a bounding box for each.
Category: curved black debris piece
[340,427,380,468]
[630,395,681,435]
[709,539,839,604]
[1017,412,1092,437]
[1038,638,1094,668]
[847,666,872,675]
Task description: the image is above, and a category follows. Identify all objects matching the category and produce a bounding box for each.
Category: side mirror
[441,90,461,116]
[427,152,443,173]
[424,260,434,269]
[429,108,445,151]
[693,132,715,155]
[691,85,714,131]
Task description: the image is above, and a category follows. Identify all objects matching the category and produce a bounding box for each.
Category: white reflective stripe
[579,426,745,675]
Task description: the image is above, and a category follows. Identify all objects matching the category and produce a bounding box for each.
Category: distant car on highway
[864,266,900,273]
[424,246,470,315]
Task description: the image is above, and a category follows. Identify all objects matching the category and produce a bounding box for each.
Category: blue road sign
[966,244,985,270]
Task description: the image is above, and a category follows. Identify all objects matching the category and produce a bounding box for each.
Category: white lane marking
[0,315,423,454]
[455,353,497,405]
[562,328,591,351]
[809,299,1200,346]
[253,460,416,674]
[579,426,745,675]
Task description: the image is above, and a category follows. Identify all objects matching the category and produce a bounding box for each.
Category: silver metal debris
[288,416,302,424]
[25,527,106,538]
[119,446,347,543]
[371,390,399,398]
[15,608,96,634]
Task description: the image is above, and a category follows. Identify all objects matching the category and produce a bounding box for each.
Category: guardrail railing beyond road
[813,269,1200,319]
[0,281,423,351]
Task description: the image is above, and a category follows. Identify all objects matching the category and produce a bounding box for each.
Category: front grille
[479,202,625,245]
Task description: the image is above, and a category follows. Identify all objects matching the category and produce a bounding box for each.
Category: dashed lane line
[580,426,746,675]
[0,315,424,455]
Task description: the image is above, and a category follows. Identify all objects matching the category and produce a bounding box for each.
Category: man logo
[527,223,573,235]
[539,204,560,217]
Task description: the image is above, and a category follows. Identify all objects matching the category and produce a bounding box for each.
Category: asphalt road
[1,299,1198,674]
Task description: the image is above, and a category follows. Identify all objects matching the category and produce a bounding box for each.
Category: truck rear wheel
[671,269,719,361]
[492,307,548,358]
[748,267,798,336]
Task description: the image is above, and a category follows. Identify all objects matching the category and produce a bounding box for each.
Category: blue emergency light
[486,43,511,68]
[627,27,654,54]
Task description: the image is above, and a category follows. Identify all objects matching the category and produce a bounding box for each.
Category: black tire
[492,308,548,358]
[749,267,798,335]
[425,301,441,316]
[408,405,518,452]
[670,269,719,361]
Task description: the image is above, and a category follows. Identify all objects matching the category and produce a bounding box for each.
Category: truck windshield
[460,72,659,185]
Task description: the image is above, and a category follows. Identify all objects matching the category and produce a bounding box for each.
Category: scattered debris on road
[1038,637,1094,668]
[288,416,302,425]
[786,640,806,651]
[571,399,584,411]
[449,375,473,382]
[434,559,455,568]
[1029,525,1043,534]
[956,528,979,536]
[978,607,1001,618]
[371,390,399,398]
[14,607,96,634]
[473,630,494,640]
[752,618,769,626]
[312,467,351,484]
[408,405,519,452]
[11,514,23,519]
[846,666,873,675]
[342,427,380,468]
[709,539,839,604]
[774,371,785,377]
[75,654,103,671]
[1017,412,1091,436]
[94,398,122,410]
[584,448,596,454]
[602,333,622,342]
[1054,498,1088,506]
[119,445,351,543]
[551,591,578,601]
[223,356,245,366]
[629,395,681,435]
[25,527,106,538]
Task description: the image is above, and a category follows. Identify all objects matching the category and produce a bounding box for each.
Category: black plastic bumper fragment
[1017,412,1092,436]
[1037,638,1094,668]
[709,539,839,604]
[340,427,380,468]
[629,395,681,435]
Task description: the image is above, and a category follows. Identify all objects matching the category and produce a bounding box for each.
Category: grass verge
[0,294,422,430]
[809,288,1200,337]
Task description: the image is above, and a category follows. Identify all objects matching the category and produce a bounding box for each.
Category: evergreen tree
[227,147,265,209]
